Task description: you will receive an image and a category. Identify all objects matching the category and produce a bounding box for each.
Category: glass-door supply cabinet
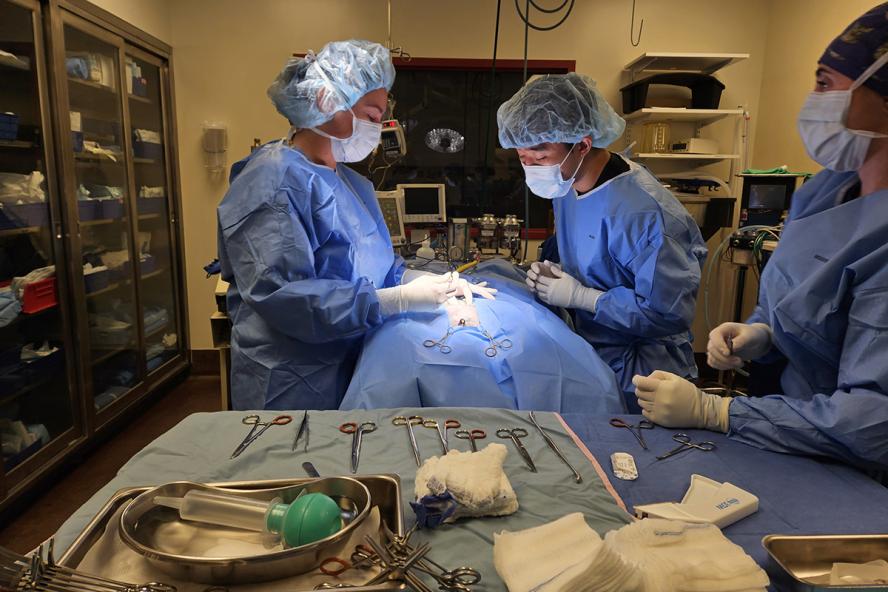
[0,0,188,512]
[0,0,80,496]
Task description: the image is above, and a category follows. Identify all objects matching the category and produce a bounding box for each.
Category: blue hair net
[267,39,395,128]
[497,73,626,149]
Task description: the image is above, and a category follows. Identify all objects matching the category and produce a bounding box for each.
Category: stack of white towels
[494,513,768,592]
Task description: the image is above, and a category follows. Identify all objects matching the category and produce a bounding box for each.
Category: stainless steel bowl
[118,477,371,584]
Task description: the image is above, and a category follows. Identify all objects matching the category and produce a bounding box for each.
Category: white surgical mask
[522,144,585,199]
[311,109,382,163]
[797,51,888,172]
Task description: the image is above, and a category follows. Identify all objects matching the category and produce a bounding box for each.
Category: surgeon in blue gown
[634,4,888,470]
[497,74,708,411]
[218,40,489,410]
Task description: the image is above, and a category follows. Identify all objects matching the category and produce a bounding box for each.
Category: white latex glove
[455,277,497,301]
[534,264,603,312]
[525,260,558,290]
[707,322,773,370]
[633,371,731,433]
[377,274,453,316]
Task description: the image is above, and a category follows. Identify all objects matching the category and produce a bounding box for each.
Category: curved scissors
[609,417,655,450]
[230,414,292,458]
[455,428,486,452]
[656,432,717,461]
[339,421,377,473]
[422,418,450,455]
[496,427,537,472]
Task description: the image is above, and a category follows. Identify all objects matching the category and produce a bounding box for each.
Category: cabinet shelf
[624,108,744,126]
[0,373,57,409]
[624,52,749,77]
[0,55,31,71]
[68,77,116,94]
[81,217,127,226]
[85,281,126,299]
[128,94,151,104]
[146,324,167,338]
[133,157,158,165]
[634,153,740,162]
[91,342,133,366]
[0,226,44,238]
[0,140,37,149]
[140,267,166,281]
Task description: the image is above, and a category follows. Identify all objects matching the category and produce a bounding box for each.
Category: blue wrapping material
[730,169,888,470]
[553,158,707,409]
[340,259,625,414]
[218,141,405,411]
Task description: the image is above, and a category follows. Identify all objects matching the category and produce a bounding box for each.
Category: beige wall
[161,0,771,349]
[86,0,172,44]
[753,0,875,172]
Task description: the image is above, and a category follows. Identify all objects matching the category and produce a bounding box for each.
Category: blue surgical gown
[217,141,404,410]
[729,169,888,470]
[553,158,708,409]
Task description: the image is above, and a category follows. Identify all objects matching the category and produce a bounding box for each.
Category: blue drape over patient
[340,260,626,414]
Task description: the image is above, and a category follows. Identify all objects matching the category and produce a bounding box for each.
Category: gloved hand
[524,260,558,290]
[453,277,497,301]
[707,322,773,370]
[633,371,731,433]
[377,274,452,316]
[533,263,603,312]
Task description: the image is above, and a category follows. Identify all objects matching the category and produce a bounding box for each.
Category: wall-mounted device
[375,188,406,246]
[398,183,447,224]
[202,121,228,173]
[671,137,719,154]
[739,174,804,227]
[380,119,406,157]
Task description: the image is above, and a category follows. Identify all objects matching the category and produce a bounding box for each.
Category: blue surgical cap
[820,2,888,96]
[267,39,396,128]
[497,73,626,149]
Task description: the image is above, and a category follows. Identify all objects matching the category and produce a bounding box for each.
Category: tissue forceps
[496,427,537,472]
[609,417,655,450]
[455,428,486,452]
[422,418,450,455]
[339,421,377,473]
[393,415,424,466]
[230,414,292,459]
[656,433,717,461]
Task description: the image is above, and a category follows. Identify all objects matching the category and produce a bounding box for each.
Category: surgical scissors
[422,418,450,455]
[609,417,655,450]
[443,419,461,450]
[656,433,717,461]
[230,414,292,459]
[455,428,486,452]
[339,421,377,473]
[423,327,456,354]
[393,415,424,466]
[496,428,537,472]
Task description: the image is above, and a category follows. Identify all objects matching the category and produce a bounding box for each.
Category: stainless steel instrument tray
[58,475,406,591]
[763,534,888,591]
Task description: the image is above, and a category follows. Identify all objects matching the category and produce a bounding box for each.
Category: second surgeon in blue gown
[218,40,489,410]
[635,4,888,470]
[497,74,708,410]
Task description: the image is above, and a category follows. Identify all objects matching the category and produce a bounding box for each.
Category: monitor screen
[749,184,787,210]
[403,187,442,215]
